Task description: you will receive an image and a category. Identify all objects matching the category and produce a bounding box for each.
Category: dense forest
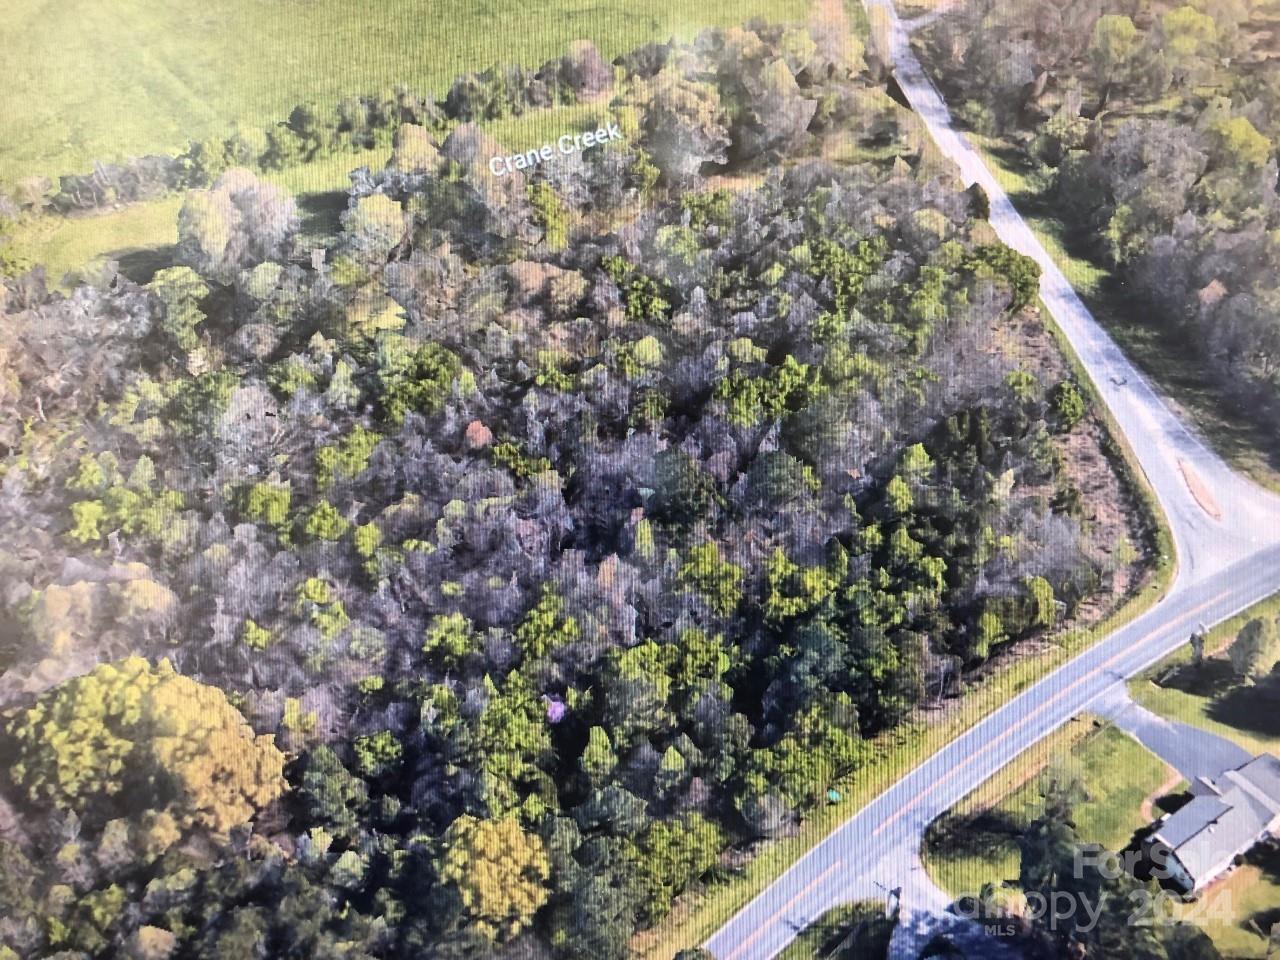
[915,0,1280,435]
[0,10,1146,959]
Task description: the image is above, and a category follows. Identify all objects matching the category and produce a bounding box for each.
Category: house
[1144,753,1280,893]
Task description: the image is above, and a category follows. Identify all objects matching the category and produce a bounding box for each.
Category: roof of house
[1154,753,1280,888]
[1230,754,1280,807]
[1157,795,1230,849]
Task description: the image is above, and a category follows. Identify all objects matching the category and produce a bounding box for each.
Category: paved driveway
[1094,687,1252,782]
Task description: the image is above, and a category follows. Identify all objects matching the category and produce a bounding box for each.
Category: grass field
[1129,592,1280,761]
[1128,597,1280,960]
[776,902,896,960]
[6,103,611,286]
[922,718,1171,901]
[1195,846,1280,960]
[0,0,810,187]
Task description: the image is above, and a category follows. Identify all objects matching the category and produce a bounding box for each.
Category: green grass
[8,145,389,285]
[776,902,896,960]
[483,102,620,154]
[965,132,1280,494]
[634,538,1177,959]
[1129,592,1280,759]
[634,277,1179,956]
[11,197,183,286]
[923,718,1172,902]
[1192,846,1280,960]
[7,100,620,286]
[0,0,809,187]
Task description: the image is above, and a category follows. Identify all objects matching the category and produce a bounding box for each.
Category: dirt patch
[1178,459,1223,521]
[1009,311,1149,610]
[917,307,1152,726]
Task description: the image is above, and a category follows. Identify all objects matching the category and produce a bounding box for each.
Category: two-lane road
[703,3,1280,957]
[706,547,1280,960]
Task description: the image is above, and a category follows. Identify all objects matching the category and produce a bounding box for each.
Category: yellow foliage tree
[437,815,550,941]
[6,657,285,833]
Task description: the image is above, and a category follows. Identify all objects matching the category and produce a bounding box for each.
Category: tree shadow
[1124,822,1193,893]
[1207,680,1280,741]
[1247,905,1280,936]
[1243,840,1280,874]
[1239,843,1280,939]
[1156,658,1238,698]
[108,244,177,285]
[927,809,1024,860]
[296,189,348,244]
[1154,790,1192,816]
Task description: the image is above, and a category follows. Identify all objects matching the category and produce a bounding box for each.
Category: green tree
[714,355,810,427]
[604,641,674,747]
[177,168,299,281]
[240,480,291,533]
[1023,576,1057,630]
[669,628,730,702]
[68,500,107,543]
[514,586,580,659]
[437,815,551,941]
[974,609,1007,662]
[1207,115,1273,170]
[388,123,440,173]
[885,474,913,514]
[7,657,285,832]
[1051,380,1088,429]
[1090,15,1140,88]
[315,425,382,488]
[336,194,405,282]
[147,266,209,352]
[302,500,350,541]
[580,726,618,782]
[1161,6,1219,86]
[423,612,476,666]
[649,449,718,528]
[966,245,1041,311]
[763,548,840,623]
[472,676,553,818]
[529,182,569,250]
[1229,616,1280,682]
[375,334,464,424]
[352,730,402,779]
[631,814,725,924]
[678,543,744,615]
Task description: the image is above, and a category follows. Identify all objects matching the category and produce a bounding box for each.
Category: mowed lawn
[0,0,809,186]
[776,902,895,960]
[1130,593,1280,760]
[1192,845,1280,960]
[923,718,1171,901]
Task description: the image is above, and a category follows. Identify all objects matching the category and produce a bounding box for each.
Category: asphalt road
[702,3,1280,957]
[1094,686,1253,783]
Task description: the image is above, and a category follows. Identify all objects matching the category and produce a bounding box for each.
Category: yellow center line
[722,859,843,960]
[871,588,1230,837]
[714,585,1232,959]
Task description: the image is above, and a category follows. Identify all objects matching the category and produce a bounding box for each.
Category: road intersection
[703,3,1280,957]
